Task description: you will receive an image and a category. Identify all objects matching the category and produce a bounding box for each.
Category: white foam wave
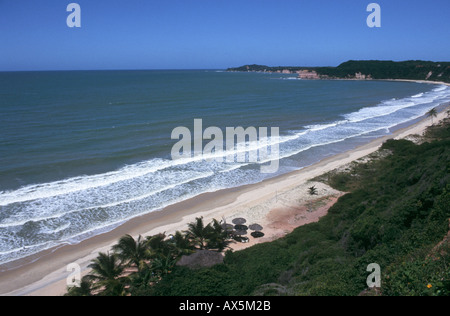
[0,172,214,228]
[0,132,295,207]
[340,85,448,126]
[295,85,450,137]
[0,159,173,206]
[433,85,447,92]
[39,222,71,235]
[303,121,346,132]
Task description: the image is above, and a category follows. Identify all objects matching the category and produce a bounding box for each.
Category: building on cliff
[297,70,320,79]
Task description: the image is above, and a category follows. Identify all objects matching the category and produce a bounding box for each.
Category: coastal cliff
[227,60,450,83]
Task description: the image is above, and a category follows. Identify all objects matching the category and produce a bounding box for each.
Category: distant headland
[227,60,450,83]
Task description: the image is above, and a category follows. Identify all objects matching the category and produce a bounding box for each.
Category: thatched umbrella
[234,224,248,231]
[221,223,234,232]
[251,231,265,238]
[232,218,247,225]
[233,229,248,236]
[232,230,249,243]
[248,224,263,231]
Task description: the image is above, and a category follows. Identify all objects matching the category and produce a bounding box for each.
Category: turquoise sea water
[1,70,449,266]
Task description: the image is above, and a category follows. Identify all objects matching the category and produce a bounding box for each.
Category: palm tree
[185,217,212,250]
[169,230,195,257]
[145,233,173,258]
[127,262,155,294]
[112,234,149,272]
[308,185,318,196]
[207,219,231,251]
[85,252,126,296]
[151,255,177,275]
[427,107,438,124]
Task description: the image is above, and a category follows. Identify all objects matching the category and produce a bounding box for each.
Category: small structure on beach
[228,218,265,242]
[221,223,234,233]
[232,218,247,225]
[234,224,248,231]
[248,224,263,231]
[249,224,264,238]
[251,231,265,238]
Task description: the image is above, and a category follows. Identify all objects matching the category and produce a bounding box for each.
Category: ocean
[1,70,449,266]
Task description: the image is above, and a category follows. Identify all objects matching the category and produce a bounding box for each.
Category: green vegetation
[66,118,450,296]
[318,60,450,82]
[65,217,231,296]
[228,60,450,83]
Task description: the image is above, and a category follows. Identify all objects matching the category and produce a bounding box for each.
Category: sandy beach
[0,86,448,296]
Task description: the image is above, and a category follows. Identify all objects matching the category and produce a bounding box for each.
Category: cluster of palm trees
[65,217,231,296]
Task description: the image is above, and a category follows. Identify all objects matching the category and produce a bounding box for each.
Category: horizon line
[2,59,449,73]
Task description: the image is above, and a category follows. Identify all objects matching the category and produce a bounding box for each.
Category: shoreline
[1,102,449,296]
[380,79,450,86]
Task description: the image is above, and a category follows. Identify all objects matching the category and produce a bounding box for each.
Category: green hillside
[227,60,450,83]
[319,60,450,82]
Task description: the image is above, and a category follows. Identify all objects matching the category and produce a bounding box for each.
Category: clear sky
[1,0,449,71]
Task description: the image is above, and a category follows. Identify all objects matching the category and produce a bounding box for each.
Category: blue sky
[1,0,449,71]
